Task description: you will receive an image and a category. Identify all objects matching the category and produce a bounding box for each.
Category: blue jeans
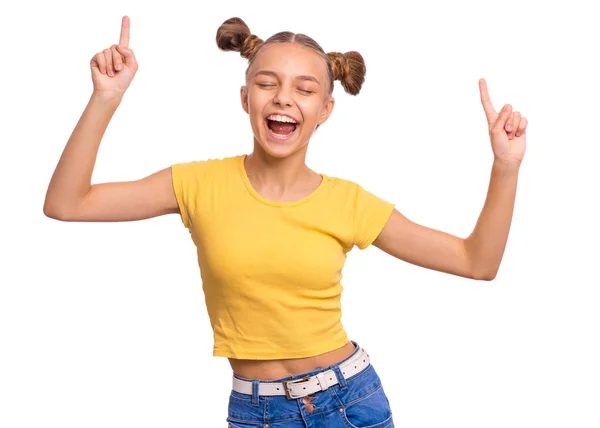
[227,341,394,427]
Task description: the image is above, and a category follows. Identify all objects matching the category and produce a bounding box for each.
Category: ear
[317,96,335,126]
[240,85,249,114]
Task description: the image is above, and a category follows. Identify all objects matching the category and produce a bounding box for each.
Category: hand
[479,78,528,167]
[90,16,138,97]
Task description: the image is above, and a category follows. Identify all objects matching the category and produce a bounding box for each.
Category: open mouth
[265,114,298,140]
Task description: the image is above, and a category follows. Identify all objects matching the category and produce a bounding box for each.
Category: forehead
[249,42,328,79]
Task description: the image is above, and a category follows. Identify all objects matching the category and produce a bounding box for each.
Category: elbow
[43,192,61,220]
[43,206,63,221]
[43,201,58,219]
[470,264,499,281]
[463,241,499,281]
[468,258,499,281]
[43,201,71,221]
[472,270,497,281]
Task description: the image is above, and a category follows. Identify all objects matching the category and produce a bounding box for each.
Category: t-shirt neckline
[237,154,327,207]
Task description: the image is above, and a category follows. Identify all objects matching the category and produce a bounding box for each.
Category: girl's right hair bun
[216,17,263,60]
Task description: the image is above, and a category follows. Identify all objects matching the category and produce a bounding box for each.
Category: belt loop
[251,380,260,407]
[331,364,348,390]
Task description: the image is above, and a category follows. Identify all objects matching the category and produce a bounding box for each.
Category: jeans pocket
[339,383,394,428]
[227,391,264,425]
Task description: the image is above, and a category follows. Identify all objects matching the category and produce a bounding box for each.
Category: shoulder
[321,173,394,212]
[319,174,364,202]
[172,154,243,177]
[173,154,243,168]
[321,174,360,192]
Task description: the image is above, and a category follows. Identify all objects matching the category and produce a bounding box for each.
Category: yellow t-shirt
[171,154,395,359]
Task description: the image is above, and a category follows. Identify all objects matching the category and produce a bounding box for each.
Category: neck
[245,140,312,191]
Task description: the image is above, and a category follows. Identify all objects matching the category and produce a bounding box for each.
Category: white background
[1,0,599,427]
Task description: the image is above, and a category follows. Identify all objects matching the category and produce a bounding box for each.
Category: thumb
[115,44,137,68]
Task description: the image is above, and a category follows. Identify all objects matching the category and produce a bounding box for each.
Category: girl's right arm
[43,16,179,222]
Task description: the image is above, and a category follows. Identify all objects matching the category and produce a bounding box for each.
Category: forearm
[44,91,122,216]
[465,159,520,279]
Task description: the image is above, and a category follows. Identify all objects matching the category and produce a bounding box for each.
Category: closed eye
[256,83,313,94]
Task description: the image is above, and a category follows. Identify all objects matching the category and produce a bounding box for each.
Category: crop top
[170,154,395,359]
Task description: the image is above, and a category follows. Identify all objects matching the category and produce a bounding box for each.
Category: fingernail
[115,64,121,71]
[506,124,512,130]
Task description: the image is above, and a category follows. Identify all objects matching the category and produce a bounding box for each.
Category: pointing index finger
[119,15,130,48]
[479,78,496,125]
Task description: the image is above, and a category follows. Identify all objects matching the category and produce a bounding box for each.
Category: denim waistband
[227,341,394,426]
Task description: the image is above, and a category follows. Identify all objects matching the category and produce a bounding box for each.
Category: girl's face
[240,42,335,159]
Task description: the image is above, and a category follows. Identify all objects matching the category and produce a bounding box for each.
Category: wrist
[493,157,521,174]
[90,90,124,105]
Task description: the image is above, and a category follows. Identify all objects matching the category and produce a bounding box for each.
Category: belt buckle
[282,375,312,400]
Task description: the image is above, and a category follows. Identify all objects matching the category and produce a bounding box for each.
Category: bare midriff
[228,341,356,380]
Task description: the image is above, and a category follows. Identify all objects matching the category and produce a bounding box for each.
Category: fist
[90,16,138,96]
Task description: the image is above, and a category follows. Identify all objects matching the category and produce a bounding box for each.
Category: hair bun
[327,51,366,96]
[328,52,348,81]
[240,34,262,59]
[216,17,263,60]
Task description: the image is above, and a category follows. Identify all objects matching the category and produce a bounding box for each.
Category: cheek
[248,90,268,112]
[247,97,267,134]
[246,97,262,118]
[298,100,322,124]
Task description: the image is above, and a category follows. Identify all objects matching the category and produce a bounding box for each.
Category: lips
[264,118,298,141]
[266,112,299,124]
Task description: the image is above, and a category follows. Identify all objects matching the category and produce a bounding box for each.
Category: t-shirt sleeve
[170,160,211,229]
[353,184,395,250]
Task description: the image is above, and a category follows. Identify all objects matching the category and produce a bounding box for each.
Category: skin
[44,16,528,381]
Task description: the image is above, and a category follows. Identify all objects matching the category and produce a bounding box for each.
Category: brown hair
[216,17,366,96]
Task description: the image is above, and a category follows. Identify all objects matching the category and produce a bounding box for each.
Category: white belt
[231,345,370,400]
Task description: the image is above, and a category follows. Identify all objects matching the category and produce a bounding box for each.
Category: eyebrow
[254,70,320,85]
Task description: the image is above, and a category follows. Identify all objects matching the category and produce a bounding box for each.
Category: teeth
[267,114,297,124]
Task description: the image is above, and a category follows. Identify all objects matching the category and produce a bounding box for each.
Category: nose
[273,84,293,107]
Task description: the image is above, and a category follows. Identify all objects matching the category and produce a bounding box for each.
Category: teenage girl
[44,15,528,428]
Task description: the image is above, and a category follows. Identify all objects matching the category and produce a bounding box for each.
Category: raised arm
[43,16,179,222]
[372,78,528,280]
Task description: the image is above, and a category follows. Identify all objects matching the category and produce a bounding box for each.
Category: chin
[257,138,307,159]
[255,121,310,159]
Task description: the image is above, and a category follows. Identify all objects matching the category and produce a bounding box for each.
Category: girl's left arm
[372,79,528,281]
